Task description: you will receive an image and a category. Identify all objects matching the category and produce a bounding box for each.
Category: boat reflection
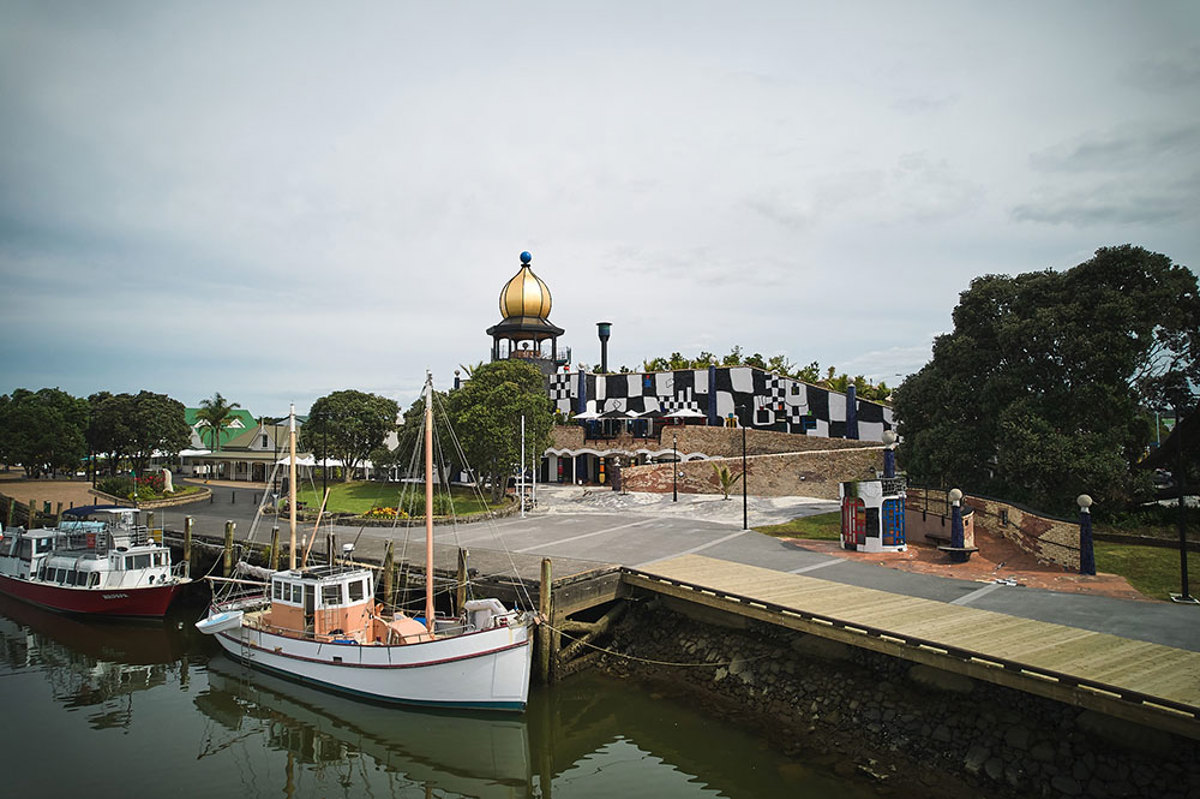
[0,593,189,730]
[198,657,532,799]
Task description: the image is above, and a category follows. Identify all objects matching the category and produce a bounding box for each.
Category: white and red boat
[197,376,534,712]
[0,506,190,617]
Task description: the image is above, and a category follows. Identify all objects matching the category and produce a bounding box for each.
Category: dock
[624,554,1200,741]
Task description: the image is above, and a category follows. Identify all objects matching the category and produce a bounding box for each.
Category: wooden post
[223,520,235,577]
[381,541,395,612]
[183,516,194,577]
[456,548,469,615]
[5,497,14,528]
[146,511,155,543]
[54,502,63,526]
[28,499,36,529]
[538,557,553,684]
[329,533,337,565]
[269,526,280,572]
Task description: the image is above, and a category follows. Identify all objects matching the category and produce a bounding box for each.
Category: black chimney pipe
[597,322,612,373]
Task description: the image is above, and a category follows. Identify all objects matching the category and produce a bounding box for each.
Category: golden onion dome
[499,251,552,320]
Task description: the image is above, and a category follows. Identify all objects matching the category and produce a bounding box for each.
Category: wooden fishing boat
[196,376,534,711]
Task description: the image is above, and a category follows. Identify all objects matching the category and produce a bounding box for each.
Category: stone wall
[549,424,874,459]
[908,488,1080,571]
[621,447,884,500]
[600,599,1200,799]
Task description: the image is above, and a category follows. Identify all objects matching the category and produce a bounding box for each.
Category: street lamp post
[742,407,748,531]
[672,431,678,502]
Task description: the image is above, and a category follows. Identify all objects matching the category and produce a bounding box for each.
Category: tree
[87,391,134,476]
[445,360,554,502]
[0,388,88,477]
[893,245,1200,514]
[301,390,399,481]
[125,391,191,475]
[712,462,743,500]
[195,393,242,453]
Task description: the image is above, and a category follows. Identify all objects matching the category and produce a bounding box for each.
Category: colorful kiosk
[840,431,907,553]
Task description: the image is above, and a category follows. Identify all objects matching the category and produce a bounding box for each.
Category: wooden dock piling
[183,516,193,577]
[381,541,394,611]
[269,526,280,572]
[223,521,235,577]
[538,557,553,684]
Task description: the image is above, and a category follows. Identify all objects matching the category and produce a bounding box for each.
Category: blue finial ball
[520,251,532,264]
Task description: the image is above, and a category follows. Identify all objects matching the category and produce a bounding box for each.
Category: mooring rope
[540,619,773,669]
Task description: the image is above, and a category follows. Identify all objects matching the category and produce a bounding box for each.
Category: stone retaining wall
[599,599,1199,799]
[621,447,884,500]
[550,424,874,459]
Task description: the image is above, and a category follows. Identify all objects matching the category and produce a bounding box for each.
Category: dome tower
[486,251,567,374]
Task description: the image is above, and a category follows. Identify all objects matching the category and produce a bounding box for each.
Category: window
[348,580,364,602]
[88,573,99,588]
[66,570,78,586]
[261,435,268,448]
[273,582,283,600]
[133,554,151,569]
[322,584,342,607]
[154,552,166,567]
[125,556,135,569]
[291,584,303,604]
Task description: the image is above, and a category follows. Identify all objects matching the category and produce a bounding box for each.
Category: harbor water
[0,596,875,798]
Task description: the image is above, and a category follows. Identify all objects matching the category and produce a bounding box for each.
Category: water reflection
[0,594,187,730]
[0,596,872,798]
[199,657,531,798]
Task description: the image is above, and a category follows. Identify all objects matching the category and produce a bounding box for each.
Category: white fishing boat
[196,375,534,711]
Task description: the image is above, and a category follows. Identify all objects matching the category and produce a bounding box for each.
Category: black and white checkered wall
[550,366,892,441]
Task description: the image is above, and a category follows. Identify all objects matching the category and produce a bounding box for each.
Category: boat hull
[213,620,533,711]
[0,574,184,617]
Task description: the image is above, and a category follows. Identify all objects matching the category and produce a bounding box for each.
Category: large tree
[893,245,1200,513]
[87,391,190,475]
[0,388,89,477]
[445,360,554,502]
[301,390,399,480]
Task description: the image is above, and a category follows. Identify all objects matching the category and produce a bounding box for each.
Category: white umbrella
[665,408,706,419]
[572,409,601,420]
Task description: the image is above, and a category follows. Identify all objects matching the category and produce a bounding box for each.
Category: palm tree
[196,392,241,453]
[712,462,743,500]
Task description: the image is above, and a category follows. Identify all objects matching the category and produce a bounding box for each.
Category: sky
[1,1,1197,416]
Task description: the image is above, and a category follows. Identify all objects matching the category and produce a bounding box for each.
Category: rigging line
[432,388,536,613]
[541,620,774,669]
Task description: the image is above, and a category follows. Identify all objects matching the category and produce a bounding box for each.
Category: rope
[542,620,773,669]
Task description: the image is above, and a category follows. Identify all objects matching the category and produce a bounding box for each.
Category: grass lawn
[294,481,502,516]
[755,511,842,541]
[1096,541,1200,602]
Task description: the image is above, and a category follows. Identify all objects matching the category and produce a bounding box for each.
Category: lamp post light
[1078,494,1096,576]
[742,405,749,532]
[672,431,678,502]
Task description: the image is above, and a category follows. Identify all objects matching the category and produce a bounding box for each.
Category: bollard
[184,516,194,578]
[223,520,235,577]
[270,526,280,572]
[210,492,214,504]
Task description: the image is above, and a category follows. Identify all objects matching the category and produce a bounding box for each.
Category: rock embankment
[597,599,1200,799]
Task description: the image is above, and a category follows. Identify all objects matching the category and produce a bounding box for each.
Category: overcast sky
[1,1,1197,416]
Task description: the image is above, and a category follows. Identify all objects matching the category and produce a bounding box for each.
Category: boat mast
[424,373,435,633]
[289,404,297,571]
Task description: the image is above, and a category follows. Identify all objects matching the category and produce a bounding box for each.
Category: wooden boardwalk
[626,555,1200,740]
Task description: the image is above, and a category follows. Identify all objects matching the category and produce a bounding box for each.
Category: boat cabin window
[273,581,283,600]
[36,538,53,555]
[321,584,343,607]
[67,570,78,586]
[154,552,166,567]
[88,573,99,588]
[348,579,364,603]
[18,539,32,560]
[272,580,306,605]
